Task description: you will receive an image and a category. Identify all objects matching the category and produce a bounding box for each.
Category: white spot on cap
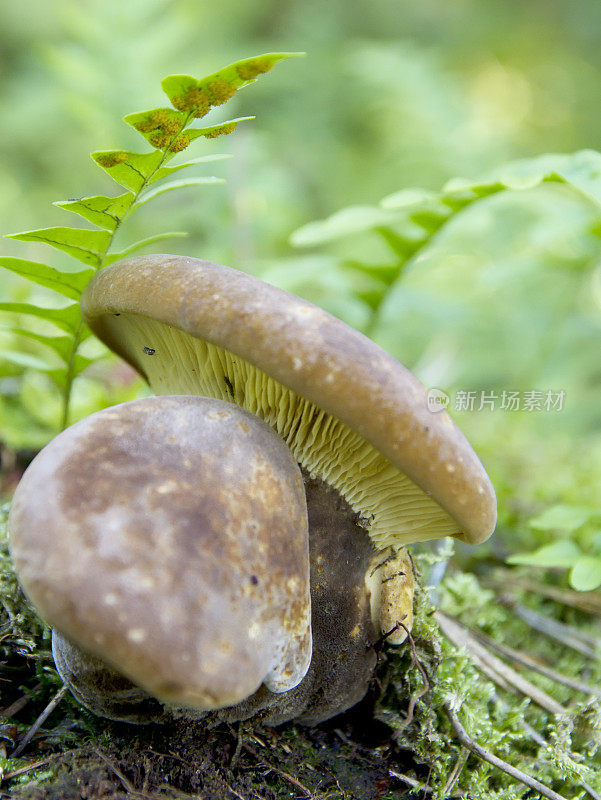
[445,463,456,473]
[293,357,303,371]
[248,623,261,640]
[156,480,178,494]
[127,628,147,643]
[103,593,118,606]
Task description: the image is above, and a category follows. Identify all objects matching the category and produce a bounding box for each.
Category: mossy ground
[1,448,600,799]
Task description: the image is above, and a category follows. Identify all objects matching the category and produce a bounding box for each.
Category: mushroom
[74,254,496,722]
[8,395,312,719]
[9,255,496,727]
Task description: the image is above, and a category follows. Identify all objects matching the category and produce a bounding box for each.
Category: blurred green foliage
[2,0,601,570]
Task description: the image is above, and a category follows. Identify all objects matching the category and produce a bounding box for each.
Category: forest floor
[2,683,426,800]
[1,446,601,800]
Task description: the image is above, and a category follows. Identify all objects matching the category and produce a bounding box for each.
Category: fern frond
[134,177,224,208]
[103,232,188,266]
[1,51,299,432]
[150,153,231,184]
[53,193,134,231]
[7,228,111,267]
[0,326,78,363]
[0,301,82,333]
[0,258,93,299]
[291,150,601,333]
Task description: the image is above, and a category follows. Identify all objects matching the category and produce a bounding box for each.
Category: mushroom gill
[111,314,460,549]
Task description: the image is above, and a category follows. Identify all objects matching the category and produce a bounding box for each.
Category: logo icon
[427,388,450,413]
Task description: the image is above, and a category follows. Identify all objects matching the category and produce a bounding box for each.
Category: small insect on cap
[8,396,311,710]
[81,255,497,554]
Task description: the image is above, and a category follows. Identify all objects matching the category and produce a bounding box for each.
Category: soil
[6,689,424,800]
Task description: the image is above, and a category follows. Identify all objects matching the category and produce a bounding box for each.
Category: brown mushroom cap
[81,255,497,548]
[8,396,311,709]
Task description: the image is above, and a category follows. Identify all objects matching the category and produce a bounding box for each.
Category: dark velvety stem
[53,470,380,725]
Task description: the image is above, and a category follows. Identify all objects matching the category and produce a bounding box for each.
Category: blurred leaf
[7,227,110,267]
[0,326,74,362]
[19,371,63,431]
[261,256,373,330]
[529,504,596,532]
[569,556,601,591]
[1,350,57,373]
[491,150,601,209]
[0,301,81,333]
[103,232,188,265]
[72,352,96,377]
[507,539,582,568]
[150,154,231,183]
[135,177,224,207]
[292,206,400,247]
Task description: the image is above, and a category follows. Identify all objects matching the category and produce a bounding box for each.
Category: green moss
[374,553,601,798]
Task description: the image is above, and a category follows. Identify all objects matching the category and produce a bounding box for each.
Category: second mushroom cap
[8,395,312,710]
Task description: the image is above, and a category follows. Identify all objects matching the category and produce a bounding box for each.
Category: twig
[490,575,601,616]
[441,747,468,796]
[451,613,601,697]
[228,721,245,768]
[92,746,154,799]
[436,611,565,715]
[444,702,569,800]
[582,782,601,800]
[1,755,55,783]
[494,695,600,800]
[11,683,69,758]
[242,742,311,799]
[421,764,432,799]
[500,597,601,658]
[388,768,463,798]
[1,683,41,718]
[521,719,548,748]
[223,779,247,800]
[392,622,430,731]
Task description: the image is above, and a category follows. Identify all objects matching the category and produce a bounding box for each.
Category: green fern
[1,52,300,432]
[291,150,601,335]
